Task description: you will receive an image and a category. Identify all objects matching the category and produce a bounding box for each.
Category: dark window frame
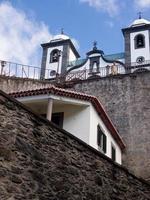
[97,124,107,153]
[111,143,116,162]
[51,112,64,128]
[50,49,60,63]
[134,34,145,49]
[41,112,64,128]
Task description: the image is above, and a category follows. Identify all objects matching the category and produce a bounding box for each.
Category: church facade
[40,17,150,80]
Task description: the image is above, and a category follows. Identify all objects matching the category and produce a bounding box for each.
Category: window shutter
[97,125,101,146]
[103,134,107,153]
[111,146,116,161]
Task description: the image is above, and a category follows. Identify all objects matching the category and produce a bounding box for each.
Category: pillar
[46,98,53,121]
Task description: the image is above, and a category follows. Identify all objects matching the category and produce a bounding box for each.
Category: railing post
[8,62,10,76]
[33,67,35,79]
[21,65,23,78]
[15,64,16,77]
[28,66,29,78]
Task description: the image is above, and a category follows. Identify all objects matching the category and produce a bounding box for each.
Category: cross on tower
[93,41,97,50]
[61,28,64,34]
[137,12,143,19]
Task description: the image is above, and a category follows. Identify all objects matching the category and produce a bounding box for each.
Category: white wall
[130,30,150,63]
[89,105,122,164]
[45,46,63,78]
[53,104,90,144]
[45,46,77,78]
[18,95,122,164]
[69,48,77,62]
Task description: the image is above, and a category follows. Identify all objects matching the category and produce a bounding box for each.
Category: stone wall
[68,71,150,181]
[0,90,150,200]
[0,72,150,181]
[0,75,52,93]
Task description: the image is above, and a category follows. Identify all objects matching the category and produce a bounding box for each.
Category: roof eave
[9,86,126,150]
[122,24,150,36]
[41,39,80,58]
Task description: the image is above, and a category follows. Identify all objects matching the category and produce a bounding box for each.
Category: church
[0,16,150,182]
[37,15,150,181]
[40,16,150,80]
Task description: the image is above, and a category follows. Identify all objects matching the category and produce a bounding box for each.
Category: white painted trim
[17,94,91,106]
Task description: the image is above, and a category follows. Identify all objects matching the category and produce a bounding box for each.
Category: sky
[0,0,150,66]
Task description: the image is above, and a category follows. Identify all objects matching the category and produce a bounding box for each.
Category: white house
[10,86,125,164]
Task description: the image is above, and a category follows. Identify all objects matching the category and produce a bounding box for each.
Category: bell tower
[122,15,150,67]
[40,32,80,79]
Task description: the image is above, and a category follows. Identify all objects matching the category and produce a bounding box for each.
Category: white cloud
[135,0,150,9]
[0,1,79,70]
[80,0,120,16]
[0,1,52,66]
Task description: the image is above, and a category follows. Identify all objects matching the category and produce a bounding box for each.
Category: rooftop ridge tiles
[15,85,95,99]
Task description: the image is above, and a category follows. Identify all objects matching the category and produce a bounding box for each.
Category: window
[97,125,107,153]
[51,112,64,128]
[41,112,64,128]
[111,144,116,162]
[134,34,145,49]
[50,49,60,63]
[136,56,145,64]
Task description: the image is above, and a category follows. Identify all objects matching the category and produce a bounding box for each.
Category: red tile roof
[10,86,125,150]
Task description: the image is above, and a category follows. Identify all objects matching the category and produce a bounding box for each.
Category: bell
[138,40,142,45]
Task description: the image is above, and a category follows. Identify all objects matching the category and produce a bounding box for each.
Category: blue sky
[0,0,150,66]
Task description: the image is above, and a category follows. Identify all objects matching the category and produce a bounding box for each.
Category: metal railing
[0,60,41,79]
[66,69,87,81]
[66,64,126,81]
[0,59,150,81]
[66,61,150,81]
